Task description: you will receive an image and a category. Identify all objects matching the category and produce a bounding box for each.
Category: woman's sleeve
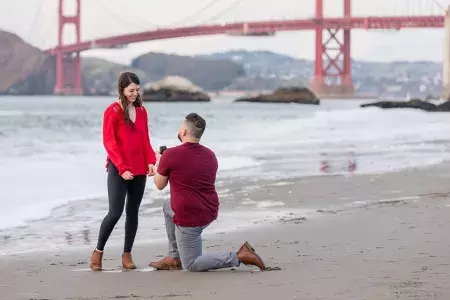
[103,107,129,175]
[143,107,157,165]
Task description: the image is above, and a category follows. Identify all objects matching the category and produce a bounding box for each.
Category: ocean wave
[2,97,450,233]
[0,193,106,231]
[218,155,261,171]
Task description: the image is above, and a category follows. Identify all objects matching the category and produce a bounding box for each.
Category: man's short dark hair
[184,113,206,139]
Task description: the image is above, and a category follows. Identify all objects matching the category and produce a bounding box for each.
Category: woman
[90,72,157,271]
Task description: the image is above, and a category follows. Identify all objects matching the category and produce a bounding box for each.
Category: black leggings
[96,163,147,253]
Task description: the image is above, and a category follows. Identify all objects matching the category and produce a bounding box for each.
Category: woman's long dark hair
[118,72,143,125]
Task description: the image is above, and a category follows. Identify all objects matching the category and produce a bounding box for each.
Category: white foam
[269,182,292,186]
[349,196,420,208]
[137,267,156,272]
[217,155,261,171]
[70,267,156,273]
[140,207,162,214]
[256,201,285,208]
[71,268,93,272]
[98,268,122,273]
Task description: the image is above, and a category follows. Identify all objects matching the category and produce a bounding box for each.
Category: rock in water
[142,76,210,102]
[234,86,320,105]
[437,100,450,111]
[360,98,450,112]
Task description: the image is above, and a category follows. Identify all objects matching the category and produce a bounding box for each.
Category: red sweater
[103,102,157,176]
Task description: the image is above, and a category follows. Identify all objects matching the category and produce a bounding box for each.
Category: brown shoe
[149,256,182,270]
[122,252,136,269]
[90,249,103,271]
[237,241,266,270]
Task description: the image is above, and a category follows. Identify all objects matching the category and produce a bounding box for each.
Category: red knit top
[103,102,157,176]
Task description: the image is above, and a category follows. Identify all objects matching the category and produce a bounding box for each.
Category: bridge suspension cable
[169,0,224,26]
[198,0,246,23]
[25,0,54,49]
[91,0,161,31]
[430,0,445,11]
[25,1,43,42]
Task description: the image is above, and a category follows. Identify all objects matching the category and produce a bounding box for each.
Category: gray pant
[163,200,240,272]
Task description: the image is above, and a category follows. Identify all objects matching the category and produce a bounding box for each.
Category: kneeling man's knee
[184,260,206,272]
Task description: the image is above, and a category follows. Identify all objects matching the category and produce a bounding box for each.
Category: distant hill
[197,50,443,97]
[197,50,312,79]
[131,52,245,91]
[81,58,148,95]
[0,30,443,97]
[196,50,311,91]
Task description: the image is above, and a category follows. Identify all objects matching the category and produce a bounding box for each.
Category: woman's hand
[148,164,156,176]
[122,171,134,180]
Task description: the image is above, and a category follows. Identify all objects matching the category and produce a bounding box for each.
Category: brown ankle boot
[122,252,136,269]
[149,256,182,270]
[90,249,103,271]
[237,241,266,270]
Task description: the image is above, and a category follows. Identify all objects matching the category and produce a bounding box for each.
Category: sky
[0,0,449,65]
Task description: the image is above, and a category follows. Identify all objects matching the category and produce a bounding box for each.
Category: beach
[2,164,450,299]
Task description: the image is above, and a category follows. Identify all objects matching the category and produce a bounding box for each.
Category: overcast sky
[0,0,448,64]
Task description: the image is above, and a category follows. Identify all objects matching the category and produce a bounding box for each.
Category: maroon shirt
[157,142,219,227]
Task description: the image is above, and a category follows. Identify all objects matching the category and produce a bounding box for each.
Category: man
[149,113,265,272]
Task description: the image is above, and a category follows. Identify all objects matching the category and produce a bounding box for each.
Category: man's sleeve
[157,149,172,176]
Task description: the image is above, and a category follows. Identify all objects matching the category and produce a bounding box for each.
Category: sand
[2,165,450,299]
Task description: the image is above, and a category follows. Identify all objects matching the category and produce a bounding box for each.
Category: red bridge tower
[311,0,354,97]
[54,0,83,95]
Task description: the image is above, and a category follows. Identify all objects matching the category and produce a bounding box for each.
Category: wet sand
[2,165,450,299]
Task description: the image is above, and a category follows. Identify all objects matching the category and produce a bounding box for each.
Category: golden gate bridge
[23,0,450,97]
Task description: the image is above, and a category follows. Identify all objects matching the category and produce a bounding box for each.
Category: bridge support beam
[443,6,450,98]
[311,0,354,98]
[54,0,83,95]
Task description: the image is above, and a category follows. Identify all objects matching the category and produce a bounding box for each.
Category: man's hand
[155,152,162,162]
[148,164,156,176]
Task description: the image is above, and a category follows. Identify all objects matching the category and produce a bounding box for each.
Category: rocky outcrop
[0,31,52,95]
[131,52,245,91]
[360,99,450,112]
[142,76,210,102]
[235,87,320,104]
[0,29,245,95]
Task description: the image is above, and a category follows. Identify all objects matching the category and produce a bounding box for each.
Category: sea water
[1,95,449,254]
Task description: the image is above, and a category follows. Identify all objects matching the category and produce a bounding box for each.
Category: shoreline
[1,162,449,258]
[2,163,450,299]
[3,95,450,245]
[1,162,449,253]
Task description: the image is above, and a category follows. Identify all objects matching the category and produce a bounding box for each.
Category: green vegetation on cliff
[81,58,146,95]
[131,52,245,91]
[82,53,245,95]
